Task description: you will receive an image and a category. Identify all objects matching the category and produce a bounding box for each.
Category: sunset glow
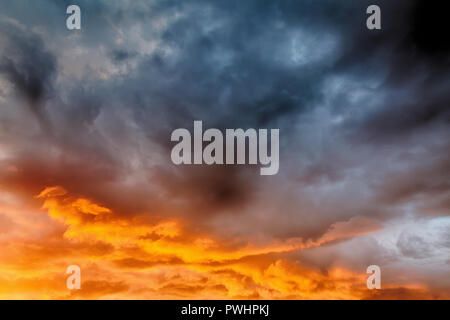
[0,0,449,300]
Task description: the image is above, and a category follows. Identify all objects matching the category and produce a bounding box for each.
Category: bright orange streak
[0,186,445,300]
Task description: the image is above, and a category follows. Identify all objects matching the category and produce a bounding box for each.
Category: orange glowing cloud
[0,186,446,300]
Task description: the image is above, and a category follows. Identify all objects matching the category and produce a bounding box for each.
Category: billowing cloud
[0,0,448,299]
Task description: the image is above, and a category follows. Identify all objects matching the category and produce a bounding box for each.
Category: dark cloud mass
[0,0,448,225]
[0,0,449,297]
[0,22,57,129]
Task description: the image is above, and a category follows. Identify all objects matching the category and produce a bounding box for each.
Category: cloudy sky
[0,0,449,299]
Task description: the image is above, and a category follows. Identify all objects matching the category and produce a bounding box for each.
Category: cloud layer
[0,0,448,299]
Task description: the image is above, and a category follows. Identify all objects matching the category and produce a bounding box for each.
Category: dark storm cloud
[409,1,450,57]
[374,152,450,215]
[0,22,57,128]
[79,0,370,218]
[106,0,447,174]
[1,0,450,300]
[340,0,450,141]
[397,232,432,259]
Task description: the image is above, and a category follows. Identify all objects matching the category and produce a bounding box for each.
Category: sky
[0,0,449,299]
